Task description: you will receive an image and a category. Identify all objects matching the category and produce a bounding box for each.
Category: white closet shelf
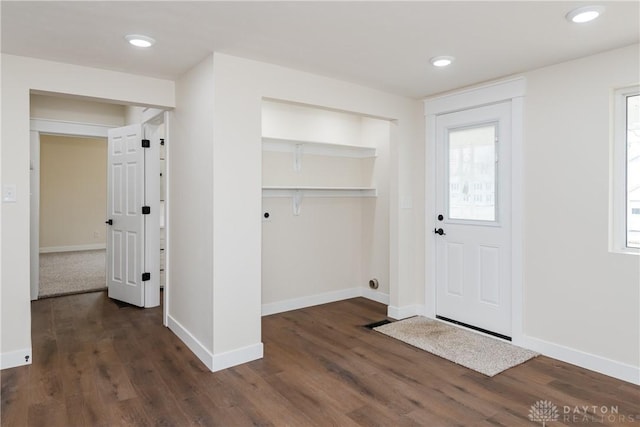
[262,137,376,158]
[262,186,377,198]
[263,186,377,215]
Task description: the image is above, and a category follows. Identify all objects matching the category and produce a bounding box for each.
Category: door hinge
[142,272,151,282]
[142,206,151,215]
[142,139,150,148]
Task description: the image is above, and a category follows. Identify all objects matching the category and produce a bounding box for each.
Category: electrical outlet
[93,231,100,239]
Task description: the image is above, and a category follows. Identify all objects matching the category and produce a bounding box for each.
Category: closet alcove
[261,99,391,313]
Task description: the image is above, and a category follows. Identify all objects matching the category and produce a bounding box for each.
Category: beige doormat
[39,250,107,297]
[374,316,538,376]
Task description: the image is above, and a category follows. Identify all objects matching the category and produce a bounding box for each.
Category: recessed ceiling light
[565,6,605,23]
[430,56,455,67]
[125,34,155,48]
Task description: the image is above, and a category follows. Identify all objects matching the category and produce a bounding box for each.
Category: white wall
[124,106,145,125]
[30,94,125,126]
[521,45,639,372]
[39,135,107,250]
[1,54,174,369]
[361,118,391,297]
[167,55,215,357]
[209,53,421,368]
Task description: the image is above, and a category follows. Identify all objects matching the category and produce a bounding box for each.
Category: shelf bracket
[292,189,303,216]
[293,144,303,173]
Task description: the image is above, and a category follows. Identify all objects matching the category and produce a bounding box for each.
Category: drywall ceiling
[2,1,638,98]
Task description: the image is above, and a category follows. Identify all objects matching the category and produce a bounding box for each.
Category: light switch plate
[2,184,17,203]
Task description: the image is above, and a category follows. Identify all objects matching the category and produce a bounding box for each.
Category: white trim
[30,131,40,301]
[1,348,33,370]
[520,335,640,385]
[262,287,390,316]
[361,288,390,305]
[141,108,166,124]
[262,187,377,197]
[387,304,427,320]
[167,314,214,371]
[39,244,106,253]
[30,119,116,301]
[424,113,437,320]
[424,77,526,341]
[610,85,640,255]
[262,288,361,316]
[163,111,171,327]
[167,315,264,373]
[30,118,113,138]
[262,137,377,159]
[424,77,526,116]
[212,343,264,372]
[510,96,525,344]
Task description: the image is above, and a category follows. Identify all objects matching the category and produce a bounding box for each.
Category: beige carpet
[374,316,538,376]
[39,250,106,297]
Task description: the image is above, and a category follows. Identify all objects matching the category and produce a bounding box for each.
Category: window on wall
[613,86,640,253]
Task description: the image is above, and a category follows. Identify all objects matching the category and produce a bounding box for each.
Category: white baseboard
[167,315,264,373]
[389,308,639,385]
[361,288,390,305]
[519,335,640,385]
[1,348,32,370]
[167,286,388,373]
[387,304,426,320]
[212,343,264,372]
[167,315,214,371]
[262,288,362,316]
[40,244,106,253]
[262,287,391,316]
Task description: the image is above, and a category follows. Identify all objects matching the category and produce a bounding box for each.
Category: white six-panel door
[435,102,512,337]
[107,124,145,306]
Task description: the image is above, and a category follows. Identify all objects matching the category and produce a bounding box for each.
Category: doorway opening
[38,133,108,298]
[29,93,168,314]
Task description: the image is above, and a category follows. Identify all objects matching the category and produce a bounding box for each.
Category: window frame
[611,85,640,255]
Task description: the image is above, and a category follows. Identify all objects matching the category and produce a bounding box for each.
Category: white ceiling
[2,1,639,98]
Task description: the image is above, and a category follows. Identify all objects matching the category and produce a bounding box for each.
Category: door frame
[424,77,525,345]
[30,119,112,301]
[30,115,169,318]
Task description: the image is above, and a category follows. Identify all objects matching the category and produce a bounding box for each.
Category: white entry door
[435,102,512,338]
[106,124,146,306]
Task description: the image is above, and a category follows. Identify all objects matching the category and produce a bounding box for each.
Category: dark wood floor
[2,292,639,426]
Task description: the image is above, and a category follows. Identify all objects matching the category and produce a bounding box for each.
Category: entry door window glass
[448,124,497,221]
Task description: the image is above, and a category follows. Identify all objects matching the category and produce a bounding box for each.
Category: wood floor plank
[3,292,638,426]
[109,397,153,426]
[64,391,114,427]
[263,369,364,425]
[123,357,192,426]
[27,401,68,427]
[1,366,30,426]
[217,364,317,426]
[348,403,422,427]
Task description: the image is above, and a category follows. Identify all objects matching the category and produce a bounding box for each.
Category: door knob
[105,219,113,225]
[434,228,446,236]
